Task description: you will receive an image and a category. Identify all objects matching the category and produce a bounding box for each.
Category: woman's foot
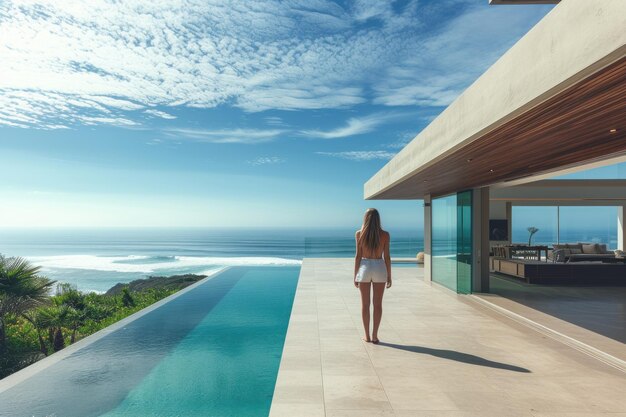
[371,335,379,344]
[363,336,372,343]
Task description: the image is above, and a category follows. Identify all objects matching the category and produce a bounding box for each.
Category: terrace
[270,259,626,416]
[358,1,626,409]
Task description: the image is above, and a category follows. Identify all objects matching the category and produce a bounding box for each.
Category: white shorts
[356,258,388,283]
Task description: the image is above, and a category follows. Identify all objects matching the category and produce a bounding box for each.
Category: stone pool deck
[269,258,626,417]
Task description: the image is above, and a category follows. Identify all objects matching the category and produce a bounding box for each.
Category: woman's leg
[371,283,386,343]
[358,282,371,342]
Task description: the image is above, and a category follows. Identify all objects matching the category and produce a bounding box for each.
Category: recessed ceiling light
[609,128,618,134]
[467,158,473,162]
[489,169,494,173]
[423,180,428,183]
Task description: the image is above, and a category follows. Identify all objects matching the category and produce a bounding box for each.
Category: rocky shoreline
[105,273,207,296]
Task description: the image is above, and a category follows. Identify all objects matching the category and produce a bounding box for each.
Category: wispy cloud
[352,0,394,22]
[0,1,551,129]
[386,131,416,149]
[247,156,285,166]
[166,112,413,144]
[144,109,176,120]
[264,116,285,127]
[165,128,285,144]
[302,112,411,139]
[372,6,550,107]
[145,138,163,146]
[87,96,144,111]
[317,150,396,161]
[77,116,139,127]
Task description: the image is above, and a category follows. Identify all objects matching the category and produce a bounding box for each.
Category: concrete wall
[473,188,490,293]
[490,0,559,4]
[491,180,626,201]
[489,200,508,219]
[423,195,432,282]
[619,205,625,251]
[365,0,626,200]
[489,200,511,247]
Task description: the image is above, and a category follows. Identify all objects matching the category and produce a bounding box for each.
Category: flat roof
[365,0,626,200]
[490,0,560,4]
[491,179,626,203]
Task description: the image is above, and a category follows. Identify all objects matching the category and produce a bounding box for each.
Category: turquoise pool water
[392,262,419,268]
[0,266,299,417]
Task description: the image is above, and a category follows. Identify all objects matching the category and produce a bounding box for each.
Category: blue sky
[0,0,557,229]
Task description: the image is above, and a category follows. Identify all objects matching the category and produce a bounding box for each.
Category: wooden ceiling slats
[373,57,626,199]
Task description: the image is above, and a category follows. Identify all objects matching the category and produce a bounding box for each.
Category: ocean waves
[27,254,302,274]
[5,229,420,293]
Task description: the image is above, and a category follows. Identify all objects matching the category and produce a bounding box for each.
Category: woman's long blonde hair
[359,208,382,251]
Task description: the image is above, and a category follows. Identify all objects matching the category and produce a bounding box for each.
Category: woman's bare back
[356,230,389,259]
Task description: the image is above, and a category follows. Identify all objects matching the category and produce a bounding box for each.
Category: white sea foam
[176,256,301,267]
[70,267,229,294]
[27,254,302,273]
[197,267,227,276]
[81,289,107,295]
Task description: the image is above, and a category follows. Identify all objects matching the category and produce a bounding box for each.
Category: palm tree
[22,308,54,355]
[0,255,56,352]
[527,227,540,246]
[54,283,85,344]
[43,305,71,352]
[22,284,112,353]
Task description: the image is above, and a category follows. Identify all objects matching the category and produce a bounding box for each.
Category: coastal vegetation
[0,254,205,379]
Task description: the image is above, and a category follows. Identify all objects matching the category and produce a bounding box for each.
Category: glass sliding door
[432,194,458,291]
[431,191,473,294]
[456,191,472,294]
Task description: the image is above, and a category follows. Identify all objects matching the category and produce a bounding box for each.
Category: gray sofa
[549,243,616,263]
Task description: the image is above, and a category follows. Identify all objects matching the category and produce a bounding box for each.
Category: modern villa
[365,0,626,293]
[1,1,625,416]
[273,1,626,415]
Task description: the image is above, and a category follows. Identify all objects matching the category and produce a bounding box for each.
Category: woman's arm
[354,231,362,288]
[384,232,392,288]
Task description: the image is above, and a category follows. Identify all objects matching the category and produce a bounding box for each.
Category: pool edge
[0,267,230,394]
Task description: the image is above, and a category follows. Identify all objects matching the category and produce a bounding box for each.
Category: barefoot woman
[354,208,392,344]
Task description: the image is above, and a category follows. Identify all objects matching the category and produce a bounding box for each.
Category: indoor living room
[483,178,626,363]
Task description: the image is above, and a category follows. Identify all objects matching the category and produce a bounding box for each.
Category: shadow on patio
[378,342,531,373]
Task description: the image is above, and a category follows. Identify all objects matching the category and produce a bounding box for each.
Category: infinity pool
[391,262,420,268]
[0,266,299,417]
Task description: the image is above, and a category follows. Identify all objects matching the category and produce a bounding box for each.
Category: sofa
[549,243,616,263]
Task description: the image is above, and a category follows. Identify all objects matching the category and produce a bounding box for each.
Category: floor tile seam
[338,280,396,413]
[313,275,329,417]
[304,264,617,416]
[467,294,626,374]
[272,270,323,416]
[475,294,625,347]
[414,281,552,340]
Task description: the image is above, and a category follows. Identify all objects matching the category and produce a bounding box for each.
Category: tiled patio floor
[481,274,626,362]
[269,259,626,417]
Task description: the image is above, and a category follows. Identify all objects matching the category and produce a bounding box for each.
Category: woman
[354,208,391,344]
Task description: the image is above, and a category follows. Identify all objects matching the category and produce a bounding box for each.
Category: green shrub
[1,268,181,378]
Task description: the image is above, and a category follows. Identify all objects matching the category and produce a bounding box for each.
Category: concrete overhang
[490,1,560,4]
[491,180,626,204]
[365,0,626,201]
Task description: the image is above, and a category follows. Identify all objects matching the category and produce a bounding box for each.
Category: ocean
[1,226,615,294]
[0,228,423,293]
